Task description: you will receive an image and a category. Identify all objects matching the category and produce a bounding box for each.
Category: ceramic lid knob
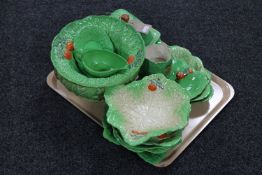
[120,14,130,22]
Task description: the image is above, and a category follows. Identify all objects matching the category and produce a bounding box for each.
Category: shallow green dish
[143,130,183,147]
[137,150,170,165]
[169,45,204,71]
[191,84,212,102]
[192,84,214,102]
[79,50,128,77]
[177,71,209,99]
[104,74,191,146]
[112,126,174,154]
[51,16,145,100]
[103,116,182,155]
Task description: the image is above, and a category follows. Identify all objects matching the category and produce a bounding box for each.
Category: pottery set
[50,9,216,165]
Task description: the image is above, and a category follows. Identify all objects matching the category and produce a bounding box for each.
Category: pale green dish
[104,74,191,146]
[103,116,182,152]
[143,130,183,147]
[51,16,145,100]
[112,126,178,154]
[103,103,183,164]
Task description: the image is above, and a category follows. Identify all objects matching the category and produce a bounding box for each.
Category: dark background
[1,0,261,174]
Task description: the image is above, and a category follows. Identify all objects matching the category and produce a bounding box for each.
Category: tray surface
[47,71,234,167]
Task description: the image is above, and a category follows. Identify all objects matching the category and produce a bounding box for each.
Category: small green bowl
[80,50,128,77]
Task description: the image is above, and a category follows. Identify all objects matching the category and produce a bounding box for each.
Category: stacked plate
[168,46,213,103]
[103,74,191,164]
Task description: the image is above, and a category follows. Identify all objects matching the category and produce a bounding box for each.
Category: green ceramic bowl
[51,16,145,100]
[79,50,128,77]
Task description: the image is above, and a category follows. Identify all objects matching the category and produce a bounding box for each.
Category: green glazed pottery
[137,150,170,165]
[177,71,209,99]
[104,74,191,146]
[191,84,213,102]
[51,9,215,165]
[73,27,114,54]
[110,9,161,46]
[51,16,145,100]
[167,45,213,101]
[78,50,128,77]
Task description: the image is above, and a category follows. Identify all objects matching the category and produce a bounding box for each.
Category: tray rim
[46,70,234,167]
[156,73,234,167]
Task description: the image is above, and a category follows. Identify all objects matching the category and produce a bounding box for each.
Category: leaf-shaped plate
[169,45,204,71]
[104,74,191,146]
[103,117,182,154]
[177,71,210,99]
[168,45,213,100]
[191,84,213,102]
[137,150,170,165]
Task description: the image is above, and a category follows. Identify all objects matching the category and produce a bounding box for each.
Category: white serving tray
[47,71,234,167]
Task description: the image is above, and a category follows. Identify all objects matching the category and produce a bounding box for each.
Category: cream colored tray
[47,71,234,167]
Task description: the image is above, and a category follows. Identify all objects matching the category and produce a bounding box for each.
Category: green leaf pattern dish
[103,74,190,164]
[104,74,191,146]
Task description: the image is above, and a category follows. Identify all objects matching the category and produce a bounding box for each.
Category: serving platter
[46,70,234,167]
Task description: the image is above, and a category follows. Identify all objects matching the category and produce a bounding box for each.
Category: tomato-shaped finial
[188,68,193,74]
[66,41,74,51]
[127,55,135,64]
[64,50,72,60]
[120,14,130,22]
[176,72,185,80]
[148,83,157,91]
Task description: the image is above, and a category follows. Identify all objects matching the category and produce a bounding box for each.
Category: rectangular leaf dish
[47,70,234,167]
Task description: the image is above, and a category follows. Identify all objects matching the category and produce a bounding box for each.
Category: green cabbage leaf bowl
[51,16,145,100]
